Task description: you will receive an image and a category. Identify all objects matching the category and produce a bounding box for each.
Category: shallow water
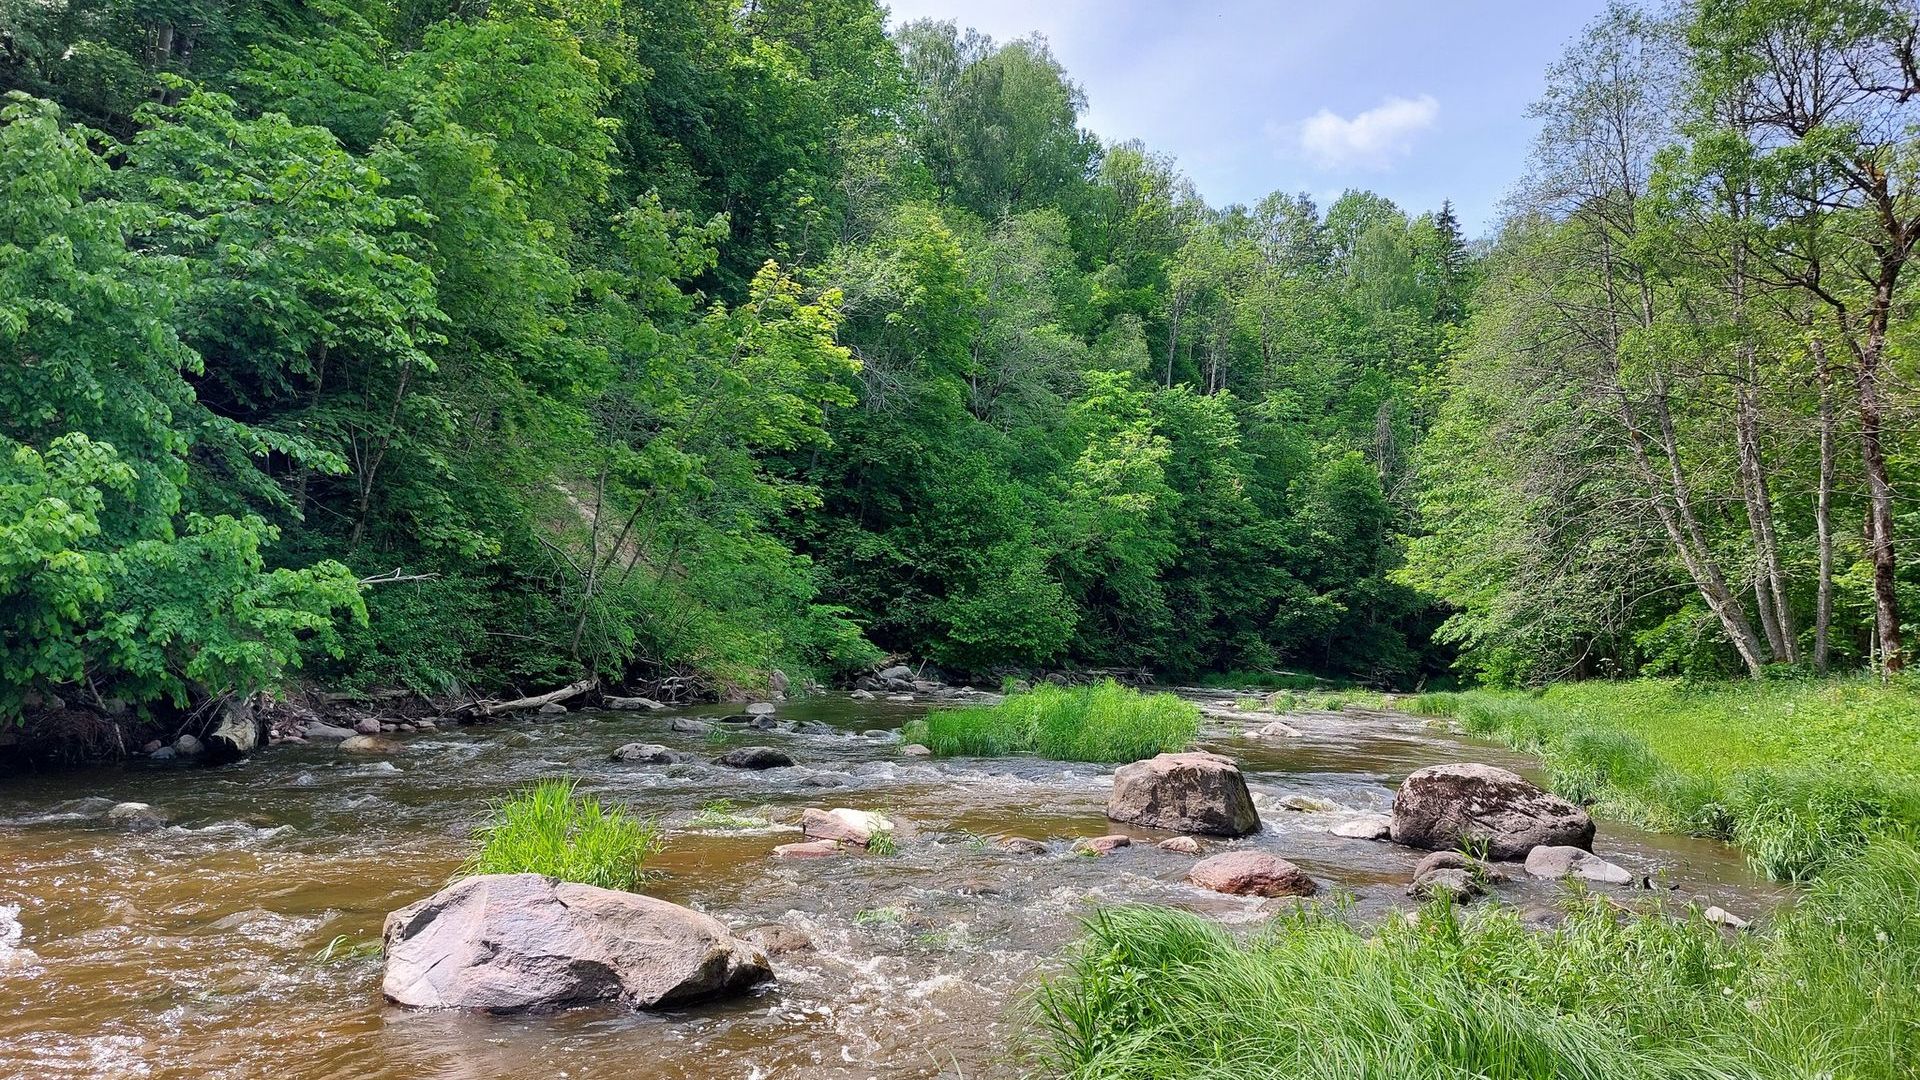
[0,695,1785,1079]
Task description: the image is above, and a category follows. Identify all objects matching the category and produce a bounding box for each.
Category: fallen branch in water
[455,678,598,718]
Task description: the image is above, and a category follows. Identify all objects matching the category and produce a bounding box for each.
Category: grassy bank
[902,681,1199,763]
[1413,679,1920,881]
[1035,836,1920,1079]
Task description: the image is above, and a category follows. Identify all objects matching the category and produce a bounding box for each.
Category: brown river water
[0,693,1785,1080]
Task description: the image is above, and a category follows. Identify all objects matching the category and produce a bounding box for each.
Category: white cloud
[1295,95,1439,171]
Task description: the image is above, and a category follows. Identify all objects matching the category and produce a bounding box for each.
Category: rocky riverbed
[0,692,1786,1079]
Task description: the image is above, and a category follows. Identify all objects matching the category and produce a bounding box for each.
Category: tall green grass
[1441,680,1920,881]
[1034,836,1920,1079]
[460,778,659,891]
[902,680,1199,763]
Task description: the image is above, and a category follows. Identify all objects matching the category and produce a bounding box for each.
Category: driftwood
[456,678,598,717]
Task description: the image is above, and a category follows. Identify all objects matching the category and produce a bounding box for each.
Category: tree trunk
[1814,343,1836,675]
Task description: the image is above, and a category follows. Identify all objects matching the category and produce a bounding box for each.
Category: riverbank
[1412,678,1920,880]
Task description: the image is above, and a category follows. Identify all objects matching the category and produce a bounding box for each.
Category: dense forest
[2,0,1916,743]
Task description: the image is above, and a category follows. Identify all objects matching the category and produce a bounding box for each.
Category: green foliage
[1034,835,1920,1079]
[461,779,659,892]
[903,680,1198,762]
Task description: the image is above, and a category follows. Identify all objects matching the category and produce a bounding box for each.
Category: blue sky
[882,1,1609,238]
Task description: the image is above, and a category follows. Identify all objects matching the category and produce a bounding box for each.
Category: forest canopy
[2,0,1915,730]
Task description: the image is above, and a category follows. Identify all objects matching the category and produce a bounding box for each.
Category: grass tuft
[1033,837,1920,1079]
[459,778,659,892]
[901,680,1198,763]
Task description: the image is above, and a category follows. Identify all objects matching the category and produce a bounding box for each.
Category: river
[0,692,1784,1079]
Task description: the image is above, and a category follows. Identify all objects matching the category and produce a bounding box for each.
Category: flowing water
[0,693,1785,1080]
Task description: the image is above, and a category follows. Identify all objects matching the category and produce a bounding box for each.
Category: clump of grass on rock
[1034,836,1920,1079]
[460,778,659,892]
[903,680,1198,763]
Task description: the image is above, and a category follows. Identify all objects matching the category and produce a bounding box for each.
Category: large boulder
[1188,851,1318,897]
[1390,763,1594,861]
[381,874,770,1011]
[1106,752,1259,837]
[204,698,260,760]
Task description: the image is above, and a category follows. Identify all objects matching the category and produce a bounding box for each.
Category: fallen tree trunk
[456,678,598,718]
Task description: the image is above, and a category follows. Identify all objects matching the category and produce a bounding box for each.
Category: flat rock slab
[1188,851,1317,897]
[773,839,842,859]
[1391,763,1594,861]
[382,874,769,1012]
[1524,845,1633,885]
[603,696,667,711]
[1107,752,1260,837]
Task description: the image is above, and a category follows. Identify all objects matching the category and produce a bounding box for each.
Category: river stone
[1188,851,1318,897]
[1279,794,1339,812]
[1412,850,1507,883]
[354,718,382,735]
[1000,837,1049,855]
[1390,763,1594,861]
[1702,905,1750,929]
[773,839,842,859]
[848,689,876,700]
[340,734,400,753]
[900,743,931,757]
[1255,720,1303,738]
[714,747,793,770]
[1410,867,1481,901]
[669,717,713,734]
[611,742,689,765]
[604,695,667,711]
[746,702,777,716]
[305,722,357,741]
[1524,845,1633,885]
[1329,814,1393,840]
[1074,834,1132,856]
[205,698,260,760]
[382,873,770,1011]
[104,802,169,831]
[1106,752,1259,837]
[172,734,205,758]
[877,665,914,682]
[801,807,892,847]
[1157,835,1202,854]
[537,702,568,715]
[149,747,177,761]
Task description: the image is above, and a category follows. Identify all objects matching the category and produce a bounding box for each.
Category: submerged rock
[1278,794,1339,812]
[382,873,770,1011]
[741,923,811,955]
[1254,720,1303,738]
[340,734,400,753]
[1524,845,1633,885]
[1328,814,1393,840]
[848,689,876,701]
[1188,851,1317,897]
[1390,763,1594,861]
[669,717,713,734]
[714,747,793,770]
[104,802,169,831]
[1000,837,1049,855]
[1106,752,1260,837]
